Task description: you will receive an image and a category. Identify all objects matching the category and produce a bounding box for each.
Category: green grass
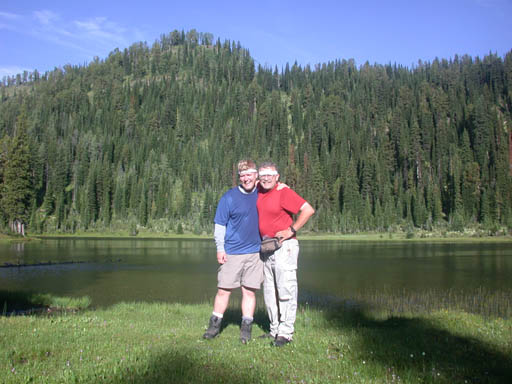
[1,292,511,383]
[1,226,511,243]
[298,230,512,242]
[327,287,512,319]
[1,291,90,315]
[0,233,41,243]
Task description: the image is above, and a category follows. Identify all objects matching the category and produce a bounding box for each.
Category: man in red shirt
[257,161,315,347]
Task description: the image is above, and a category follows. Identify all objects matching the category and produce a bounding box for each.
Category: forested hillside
[1,30,511,235]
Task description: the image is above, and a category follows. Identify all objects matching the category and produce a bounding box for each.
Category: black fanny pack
[260,237,281,255]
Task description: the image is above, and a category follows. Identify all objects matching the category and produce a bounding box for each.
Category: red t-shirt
[257,186,306,238]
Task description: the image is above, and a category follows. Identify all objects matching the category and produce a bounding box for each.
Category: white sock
[212,311,223,319]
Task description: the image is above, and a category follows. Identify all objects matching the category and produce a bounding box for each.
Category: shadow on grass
[106,350,270,384]
[107,308,271,384]
[323,301,512,383]
[0,289,87,315]
[0,289,49,315]
[208,307,270,336]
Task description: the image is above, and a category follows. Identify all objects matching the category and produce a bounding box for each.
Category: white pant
[263,239,299,340]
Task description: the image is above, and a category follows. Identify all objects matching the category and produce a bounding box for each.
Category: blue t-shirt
[214,186,260,254]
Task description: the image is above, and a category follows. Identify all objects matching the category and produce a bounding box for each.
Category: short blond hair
[237,159,257,174]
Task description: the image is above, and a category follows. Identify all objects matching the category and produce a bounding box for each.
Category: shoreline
[1,231,511,243]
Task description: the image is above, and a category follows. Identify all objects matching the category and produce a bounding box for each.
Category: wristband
[290,226,297,235]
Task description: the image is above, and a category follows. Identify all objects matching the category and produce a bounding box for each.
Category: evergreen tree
[0,110,33,235]
[0,32,510,234]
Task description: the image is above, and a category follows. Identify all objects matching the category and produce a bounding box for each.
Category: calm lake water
[1,238,511,308]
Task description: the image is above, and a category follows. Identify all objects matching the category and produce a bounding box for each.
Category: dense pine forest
[1,30,511,236]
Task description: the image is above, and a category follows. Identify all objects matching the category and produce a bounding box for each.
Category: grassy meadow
[1,233,511,382]
[1,290,511,384]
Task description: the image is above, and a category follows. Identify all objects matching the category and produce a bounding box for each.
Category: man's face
[258,166,279,190]
[239,170,258,192]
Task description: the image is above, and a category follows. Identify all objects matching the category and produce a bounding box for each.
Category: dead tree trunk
[10,220,25,237]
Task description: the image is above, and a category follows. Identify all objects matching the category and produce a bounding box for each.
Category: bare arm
[275,202,315,241]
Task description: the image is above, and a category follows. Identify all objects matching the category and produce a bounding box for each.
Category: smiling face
[239,170,258,192]
[258,166,279,191]
[237,159,258,192]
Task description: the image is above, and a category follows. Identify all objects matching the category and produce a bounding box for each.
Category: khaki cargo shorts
[217,252,263,290]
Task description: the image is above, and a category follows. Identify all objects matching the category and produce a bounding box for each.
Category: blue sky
[1,0,511,79]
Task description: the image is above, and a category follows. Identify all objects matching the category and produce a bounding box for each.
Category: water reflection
[298,241,512,296]
[10,242,25,253]
[0,238,511,309]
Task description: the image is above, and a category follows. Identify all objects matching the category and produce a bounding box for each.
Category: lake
[1,238,511,313]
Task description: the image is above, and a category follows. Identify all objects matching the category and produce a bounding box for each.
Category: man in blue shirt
[203,159,262,344]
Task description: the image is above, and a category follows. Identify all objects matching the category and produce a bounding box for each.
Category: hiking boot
[240,319,253,344]
[272,336,291,347]
[203,315,222,339]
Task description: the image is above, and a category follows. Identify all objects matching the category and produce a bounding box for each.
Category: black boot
[240,318,253,344]
[203,315,222,339]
